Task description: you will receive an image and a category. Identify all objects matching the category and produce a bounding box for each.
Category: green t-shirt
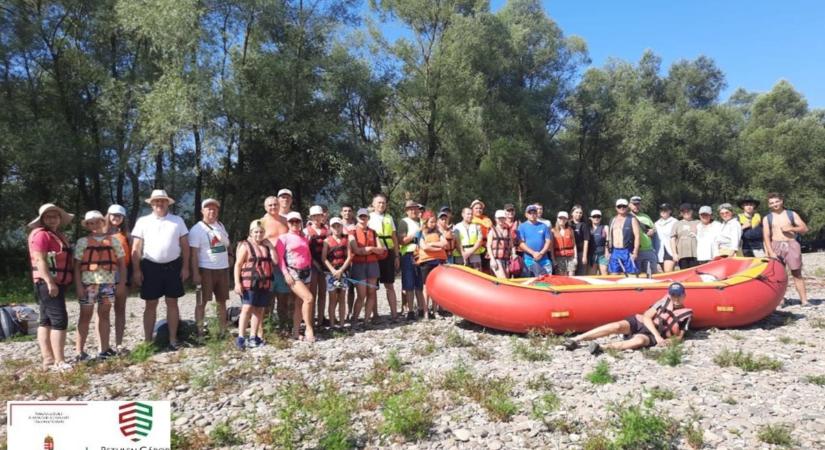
[636,213,655,251]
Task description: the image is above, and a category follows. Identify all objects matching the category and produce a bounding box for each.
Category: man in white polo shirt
[189,198,231,339]
[131,189,190,350]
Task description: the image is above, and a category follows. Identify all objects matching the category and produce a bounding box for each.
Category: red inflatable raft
[427,257,788,333]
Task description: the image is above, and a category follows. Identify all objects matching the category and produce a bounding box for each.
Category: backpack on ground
[0,305,38,340]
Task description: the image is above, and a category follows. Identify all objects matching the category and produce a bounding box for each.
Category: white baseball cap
[357,208,370,217]
[590,209,602,217]
[201,198,220,209]
[494,209,506,219]
[557,211,569,219]
[277,188,293,197]
[286,211,302,222]
[329,217,344,227]
[107,204,127,216]
[81,210,105,227]
[309,205,324,216]
[615,198,629,207]
[698,205,713,215]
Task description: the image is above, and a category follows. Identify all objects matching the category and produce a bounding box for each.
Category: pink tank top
[277,231,311,275]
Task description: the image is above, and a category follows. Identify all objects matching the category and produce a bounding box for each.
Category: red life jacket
[553,227,575,257]
[441,226,457,254]
[29,228,73,285]
[325,235,348,269]
[305,224,328,261]
[652,297,693,338]
[352,227,379,264]
[80,236,117,273]
[489,226,515,259]
[240,240,273,291]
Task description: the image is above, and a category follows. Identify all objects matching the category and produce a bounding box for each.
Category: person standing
[340,204,357,317]
[715,203,742,257]
[74,211,126,361]
[470,199,493,273]
[569,205,590,275]
[518,204,554,277]
[534,203,552,228]
[278,212,316,342]
[696,206,721,265]
[261,190,292,329]
[322,218,353,329]
[763,192,809,306]
[28,204,75,371]
[488,210,519,279]
[587,210,609,275]
[233,220,274,350]
[369,194,399,322]
[552,211,577,276]
[131,190,190,350]
[417,210,448,319]
[305,205,329,326]
[671,203,700,269]
[349,208,385,327]
[105,204,131,353]
[453,207,484,270]
[607,199,640,276]
[188,198,231,340]
[630,196,658,276]
[737,196,764,257]
[398,201,424,319]
[437,208,457,264]
[655,204,678,273]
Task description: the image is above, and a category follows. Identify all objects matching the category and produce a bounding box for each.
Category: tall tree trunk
[193,125,203,221]
[154,149,164,188]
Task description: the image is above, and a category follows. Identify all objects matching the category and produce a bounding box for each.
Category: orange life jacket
[416,229,447,264]
[553,227,575,257]
[29,228,73,285]
[325,235,348,269]
[441,226,457,254]
[489,226,515,259]
[80,236,117,273]
[352,227,379,264]
[651,298,693,338]
[110,231,131,267]
[305,224,328,262]
[240,240,273,291]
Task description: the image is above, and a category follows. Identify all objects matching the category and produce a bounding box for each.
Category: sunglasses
[591,215,602,218]
[616,205,628,209]
[288,219,302,224]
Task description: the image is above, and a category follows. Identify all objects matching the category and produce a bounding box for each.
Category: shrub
[757,423,794,447]
[209,421,242,447]
[128,341,157,363]
[530,392,561,420]
[644,339,684,366]
[586,360,615,385]
[806,375,825,386]
[647,387,675,402]
[510,336,552,362]
[316,382,354,450]
[713,349,783,372]
[611,401,677,449]
[380,381,432,440]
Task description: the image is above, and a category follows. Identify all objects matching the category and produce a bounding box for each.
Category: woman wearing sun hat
[105,204,131,353]
[28,203,75,371]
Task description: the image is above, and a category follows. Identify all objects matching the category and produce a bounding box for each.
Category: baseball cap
[557,211,569,219]
[590,209,602,217]
[277,188,293,197]
[356,208,369,217]
[82,210,105,227]
[698,205,712,215]
[329,217,344,227]
[439,205,452,214]
[679,202,693,211]
[503,203,515,211]
[717,203,734,212]
[286,211,302,222]
[615,198,629,207]
[630,196,642,204]
[438,210,449,218]
[668,282,686,297]
[494,209,507,219]
[309,205,324,216]
[525,204,538,213]
[107,204,127,216]
[658,203,672,211]
[201,198,220,209]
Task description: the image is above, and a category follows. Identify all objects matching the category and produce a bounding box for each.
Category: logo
[118,402,153,442]
[44,434,54,450]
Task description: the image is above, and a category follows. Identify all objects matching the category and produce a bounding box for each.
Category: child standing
[74,211,126,361]
[233,220,275,350]
[416,211,448,319]
[322,218,353,329]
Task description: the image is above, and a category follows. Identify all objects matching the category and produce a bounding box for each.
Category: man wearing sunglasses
[607,198,640,276]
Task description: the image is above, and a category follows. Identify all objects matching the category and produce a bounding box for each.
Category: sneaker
[417,310,424,319]
[167,342,180,352]
[253,336,264,347]
[236,336,246,350]
[73,352,90,363]
[114,345,130,356]
[563,339,579,351]
[51,361,73,372]
[97,348,117,360]
[588,342,603,356]
[322,318,331,327]
[406,311,416,321]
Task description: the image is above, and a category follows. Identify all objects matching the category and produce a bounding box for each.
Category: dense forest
[2,0,824,258]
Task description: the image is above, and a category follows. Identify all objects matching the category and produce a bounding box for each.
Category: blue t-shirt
[518,221,552,266]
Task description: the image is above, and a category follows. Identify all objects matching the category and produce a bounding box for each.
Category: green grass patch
[526,373,554,391]
[468,345,492,360]
[713,349,783,372]
[414,338,436,356]
[209,421,242,447]
[647,387,675,402]
[757,423,794,447]
[722,396,738,405]
[0,364,89,398]
[316,381,355,450]
[380,379,432,440]
[610,399,678,450]
[643,339,684,366]
[806,375,825,386]
[510,336,552,362]
[778,336,793,344]
[4,333,36,342]
[367,349,404,384]
[128,341,158,363]
[441,362,518,421]
[586,360,615,385]
[445,328,474,347]
[530,392,561,419]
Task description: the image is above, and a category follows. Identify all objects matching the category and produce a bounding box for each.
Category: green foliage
[757,423,795,447]
[316,382,355,450]
[806,375,825,386]
[445,328,474,347]
[441,361,518,421]
[128,342,158,363]
[510,335,552,362]
[713,349,783,372]
[530,392,561,419]
[380,380,432,440]
[610,400,678,450]
[644,339,684,366]
[647,387,675,402]
[0,274,32,305]
[208,421,242,447]
[586,360,615,385]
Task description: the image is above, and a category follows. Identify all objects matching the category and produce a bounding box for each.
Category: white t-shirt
[715,218,742,253]
[188,221,230,269]
[537,218,552,228]
[368,212,396,235]
[132,213,189,264]
[696,221,722,262]
[655,217,678,262]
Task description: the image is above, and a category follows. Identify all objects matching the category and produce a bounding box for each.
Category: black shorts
[35,280,68,330]
[377,251,396,284]
[663,248,673,262]
[420,260,442,284]
[140,258,185,300]
[678,257,699,269]
[624,315,657,348]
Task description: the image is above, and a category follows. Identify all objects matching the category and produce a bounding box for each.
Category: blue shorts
[608,248,639,274]
[242,289,269,307]
[326,272,349,290]
[524,257,553,277]
[271,269,291,294]
[400,253,423,291]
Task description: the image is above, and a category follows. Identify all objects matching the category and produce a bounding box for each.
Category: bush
[757,423,794,447]
[208,421,242,447]
[806,375,825,386]
[381,381,432,440]
[530,392,561,420]
[510,336,552,362]
[611,401,677,449]
[713,349,783,372]
[441,362,518,422]
[316,382,354,450]
[0,273,32,306]
[644,339,684,366]
[586,360,615,385]
[128,342,157,364]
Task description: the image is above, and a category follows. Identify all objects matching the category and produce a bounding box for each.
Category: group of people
[26,188,809,371]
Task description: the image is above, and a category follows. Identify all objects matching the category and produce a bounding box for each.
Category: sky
[372,0,825,108]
